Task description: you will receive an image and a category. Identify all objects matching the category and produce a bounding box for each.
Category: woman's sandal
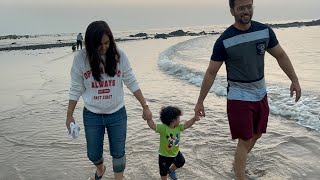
[93,165,106,180]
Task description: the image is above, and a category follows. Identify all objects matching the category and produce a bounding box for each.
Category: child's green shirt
[156,123,184,157]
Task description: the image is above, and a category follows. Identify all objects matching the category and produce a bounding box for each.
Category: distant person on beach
[72,44,76,51]
[145,106,199,180]
[66,20,152,180]
[194,0,301,179]
[76,33,83,50]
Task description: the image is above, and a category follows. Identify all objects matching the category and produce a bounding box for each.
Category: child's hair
[160,106,182,126]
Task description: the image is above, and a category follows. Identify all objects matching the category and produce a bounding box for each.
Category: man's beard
[236,14,252,24]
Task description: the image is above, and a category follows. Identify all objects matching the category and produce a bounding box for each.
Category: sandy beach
[0,35,320,180]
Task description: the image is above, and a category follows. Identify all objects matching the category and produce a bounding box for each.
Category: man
[194,0,301,179]
[76,33,83,50]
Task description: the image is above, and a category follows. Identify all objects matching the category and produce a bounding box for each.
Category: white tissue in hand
[67,122,80,139]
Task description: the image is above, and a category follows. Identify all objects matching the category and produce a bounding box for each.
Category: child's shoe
[168,169,178,180]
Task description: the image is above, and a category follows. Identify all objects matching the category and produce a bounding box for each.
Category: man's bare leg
[234,134,262,179]
[247,133,262,153]
[234,139,251,180]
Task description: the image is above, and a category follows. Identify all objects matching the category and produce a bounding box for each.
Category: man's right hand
[194,102,205,117]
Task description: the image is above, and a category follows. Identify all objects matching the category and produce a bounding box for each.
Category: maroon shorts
[227,94,270,140]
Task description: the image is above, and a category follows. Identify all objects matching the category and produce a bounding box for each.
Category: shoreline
[0,19,319,52]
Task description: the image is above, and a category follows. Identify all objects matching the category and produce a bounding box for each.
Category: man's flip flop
[93,165,106,180]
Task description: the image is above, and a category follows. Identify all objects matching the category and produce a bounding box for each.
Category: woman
[66,20,152,180]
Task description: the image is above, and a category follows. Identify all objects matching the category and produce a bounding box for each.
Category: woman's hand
[66,100,78,133]
[142,106,152,121]
[66,115,75,134]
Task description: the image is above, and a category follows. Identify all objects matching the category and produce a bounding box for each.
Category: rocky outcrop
[154,30,218,39]
[129,33,148,37]
[154,33,169,39]
[0,42,74,51]
[266,19,320,28]
[0,34,31,40]
[0,39,139,51]
[169,30,187,36]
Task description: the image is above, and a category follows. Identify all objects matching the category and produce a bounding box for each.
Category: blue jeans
[83,106,127,166]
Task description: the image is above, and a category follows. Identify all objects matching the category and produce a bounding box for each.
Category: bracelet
[67,108,74,112]
[142,102,149,108]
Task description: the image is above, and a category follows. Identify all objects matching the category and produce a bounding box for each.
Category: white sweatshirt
[69,48,140,114]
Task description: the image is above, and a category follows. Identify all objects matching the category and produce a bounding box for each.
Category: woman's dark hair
[229,0,253,8]
[160,106,182,126]
[84,20,120,81]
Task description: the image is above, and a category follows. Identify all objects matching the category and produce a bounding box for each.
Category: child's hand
[184,116,200,129]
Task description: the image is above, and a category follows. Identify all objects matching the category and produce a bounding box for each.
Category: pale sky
[0,0,319,35]
[0,0,221,6]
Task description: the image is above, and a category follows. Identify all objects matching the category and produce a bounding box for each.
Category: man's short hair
[229,0,253,9]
